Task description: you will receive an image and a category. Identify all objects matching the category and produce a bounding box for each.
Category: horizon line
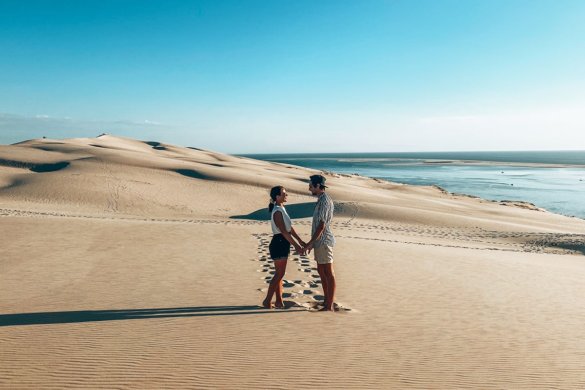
[237,149,585,155]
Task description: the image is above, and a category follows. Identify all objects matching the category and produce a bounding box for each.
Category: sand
[1,135,585,389]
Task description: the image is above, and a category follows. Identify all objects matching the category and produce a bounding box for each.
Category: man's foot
[320,300,334,311]
[275,300,285,309]
[262,299,273,309]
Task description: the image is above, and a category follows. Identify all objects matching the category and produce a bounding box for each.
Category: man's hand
[293,243,304,256]
[305,242,314,254]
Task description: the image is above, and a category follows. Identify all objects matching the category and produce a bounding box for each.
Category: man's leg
[317,263,329,307]
[322,263,336,311]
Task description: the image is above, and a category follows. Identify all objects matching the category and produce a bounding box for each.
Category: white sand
[1,135,585,389]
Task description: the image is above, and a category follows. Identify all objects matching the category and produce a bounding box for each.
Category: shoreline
[307,169,585,221]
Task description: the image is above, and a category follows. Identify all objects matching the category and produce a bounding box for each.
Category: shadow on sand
[0,305,303,327]
[230,202,315,221]
[30,161,70,172]
[552,242,585,256]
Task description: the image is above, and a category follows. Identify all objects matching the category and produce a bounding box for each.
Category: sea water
[242,152,585,219]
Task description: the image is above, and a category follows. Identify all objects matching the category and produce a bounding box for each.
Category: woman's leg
[262,258,287,308]
[273,259,288,308]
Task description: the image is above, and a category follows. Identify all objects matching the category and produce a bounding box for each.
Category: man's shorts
[314,244,334,264]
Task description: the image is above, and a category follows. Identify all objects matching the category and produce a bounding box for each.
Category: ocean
[241,151,585,219]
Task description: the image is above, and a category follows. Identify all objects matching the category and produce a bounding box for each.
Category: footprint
[281,300,306,309]
[333,303,352,312]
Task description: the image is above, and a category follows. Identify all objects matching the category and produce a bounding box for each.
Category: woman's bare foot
[262,299,273,309]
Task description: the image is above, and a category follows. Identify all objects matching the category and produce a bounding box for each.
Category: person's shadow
[230,202,315,221]
[0,305,303,327]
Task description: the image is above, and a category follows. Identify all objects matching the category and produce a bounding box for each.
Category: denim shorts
[269,234,290,260]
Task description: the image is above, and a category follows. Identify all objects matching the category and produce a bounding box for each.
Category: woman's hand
[293,243,305,256]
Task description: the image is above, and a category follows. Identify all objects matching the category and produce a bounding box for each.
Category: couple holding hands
[262,175,337,311]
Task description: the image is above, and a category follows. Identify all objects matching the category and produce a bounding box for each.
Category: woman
[262,186,306,309]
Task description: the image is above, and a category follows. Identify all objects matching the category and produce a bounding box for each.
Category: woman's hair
[268,185,284,212]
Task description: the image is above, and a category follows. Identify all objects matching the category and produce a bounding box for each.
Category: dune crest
[0,134,582,228]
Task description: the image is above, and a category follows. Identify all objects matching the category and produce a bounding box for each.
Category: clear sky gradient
[1,0,584,153]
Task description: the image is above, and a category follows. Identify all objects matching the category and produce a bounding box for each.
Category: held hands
[303,241,314,255]
[293,239,306,256]
[293,243,305,256]
[293,238,313,256]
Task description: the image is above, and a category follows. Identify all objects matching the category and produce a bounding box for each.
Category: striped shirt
[312,192,335,248]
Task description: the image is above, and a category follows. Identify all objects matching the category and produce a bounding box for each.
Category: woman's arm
[290,227,306,246]
[273,211,302,252]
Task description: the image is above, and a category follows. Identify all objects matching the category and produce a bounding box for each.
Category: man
[304,174,336,311]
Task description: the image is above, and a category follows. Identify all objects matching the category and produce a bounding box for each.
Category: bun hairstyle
[268,185,284,212]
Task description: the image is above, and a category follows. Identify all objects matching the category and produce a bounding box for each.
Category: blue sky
[1,0,584,153]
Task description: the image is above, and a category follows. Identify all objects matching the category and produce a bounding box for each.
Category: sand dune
[1,135,585,389]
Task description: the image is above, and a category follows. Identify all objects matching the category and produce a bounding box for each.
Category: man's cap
[309,174,327,187]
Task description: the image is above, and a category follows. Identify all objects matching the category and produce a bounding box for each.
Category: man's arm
[306,221,325,252]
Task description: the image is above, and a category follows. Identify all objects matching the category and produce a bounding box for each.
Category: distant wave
[243,151,585,166]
